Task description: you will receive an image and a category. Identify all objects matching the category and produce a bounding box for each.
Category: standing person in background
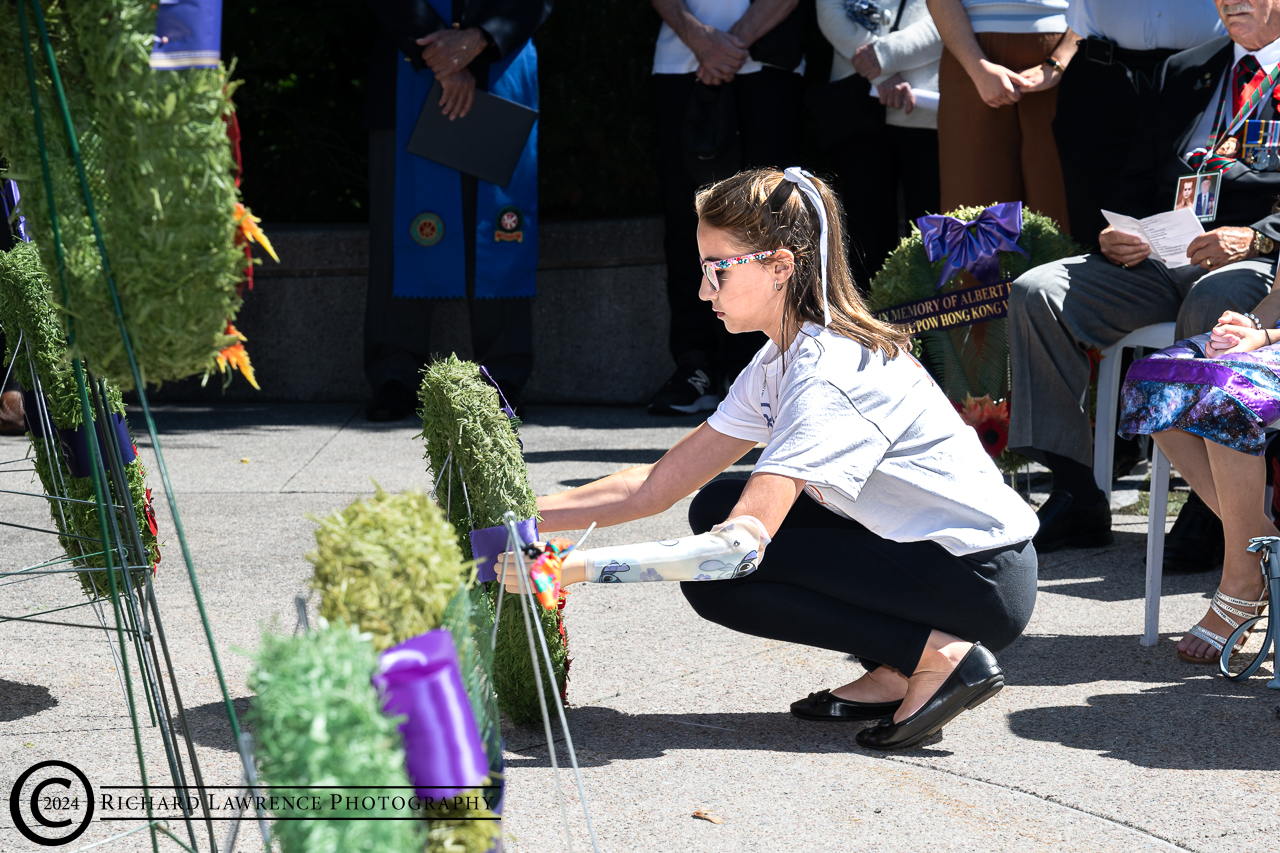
[648,0,807,416]
[817,0,943,280]
[1054,2,1224,252]
[927,0,1075,230]
[362,0,551,422]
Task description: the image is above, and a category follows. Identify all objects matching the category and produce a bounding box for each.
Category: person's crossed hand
[416,28,488,118]
[692,26,749,85]
[971,59,1033,107]
[851,43,881,79]
[876,74,916,113]
[1206,310,1276,358]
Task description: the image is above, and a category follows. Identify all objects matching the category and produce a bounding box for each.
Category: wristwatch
[1253,229,1277,256]
[1043,56,1065,74]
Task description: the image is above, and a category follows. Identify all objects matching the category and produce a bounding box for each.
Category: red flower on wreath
[953,394,1010,459]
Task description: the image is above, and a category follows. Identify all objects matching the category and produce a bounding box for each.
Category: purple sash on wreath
[374,630,490,799]
[470,518,538,582]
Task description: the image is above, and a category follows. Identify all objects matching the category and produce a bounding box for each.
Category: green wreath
[870,204,1078,401]
[868,205,1078,467]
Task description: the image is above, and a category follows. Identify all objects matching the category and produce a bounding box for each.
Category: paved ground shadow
[502,708,957,769]
[996,633,1247,686]
[1035,535,1218,603]
[0,678,57,722]
[1007,679,1278,769]
[176,697,254,752]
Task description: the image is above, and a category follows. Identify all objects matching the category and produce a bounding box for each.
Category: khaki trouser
[938,32,1070,231]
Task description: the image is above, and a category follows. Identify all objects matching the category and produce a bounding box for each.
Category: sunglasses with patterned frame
[699,249,778,292]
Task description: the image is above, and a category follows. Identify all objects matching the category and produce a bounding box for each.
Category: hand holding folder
[406,80,538,187]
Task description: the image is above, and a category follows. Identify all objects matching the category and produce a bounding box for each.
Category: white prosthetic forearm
[579,516,770,583]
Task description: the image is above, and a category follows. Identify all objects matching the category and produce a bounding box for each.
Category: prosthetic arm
[579,516,770,584]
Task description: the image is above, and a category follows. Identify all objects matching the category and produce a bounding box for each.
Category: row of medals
[1233,119,1280,170]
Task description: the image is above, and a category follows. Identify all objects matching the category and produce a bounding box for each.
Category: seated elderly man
[1010,0,1280,556]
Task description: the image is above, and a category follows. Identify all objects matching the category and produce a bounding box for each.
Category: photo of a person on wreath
[501,167,1039,750]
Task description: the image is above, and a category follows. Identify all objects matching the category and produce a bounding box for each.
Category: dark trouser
[679,479,1038,675]
[364,129,534,396]
[653,69,803,378]
[837,124,939,283]
[1009,253,1275,466]
[1052,46,1176,252]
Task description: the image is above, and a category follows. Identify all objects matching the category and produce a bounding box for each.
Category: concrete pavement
[1,404,1277,852]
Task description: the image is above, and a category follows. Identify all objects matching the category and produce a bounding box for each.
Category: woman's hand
[1206,311,1276,358]
[495,547,587,595]
[1099,226,1151,267]
[876,74,916,113]
[1014,62,1062,93]
[969,59,1032,107]
[851,43,881,79]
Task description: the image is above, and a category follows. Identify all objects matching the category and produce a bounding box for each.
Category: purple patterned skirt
[1118,335,1280,456]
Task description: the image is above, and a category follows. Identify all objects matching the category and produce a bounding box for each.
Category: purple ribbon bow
[917,201,1027,291]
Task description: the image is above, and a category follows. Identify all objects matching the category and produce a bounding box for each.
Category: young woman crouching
[502,168,1039,749]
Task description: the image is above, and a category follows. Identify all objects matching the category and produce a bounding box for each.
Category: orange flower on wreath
[952,394,1010,458]
[215,323,260,390]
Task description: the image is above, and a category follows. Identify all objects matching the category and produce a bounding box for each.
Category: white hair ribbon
[782,166,831,328]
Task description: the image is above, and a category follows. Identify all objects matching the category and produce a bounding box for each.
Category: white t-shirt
[652,0,803,75]
[706,324,1040,556]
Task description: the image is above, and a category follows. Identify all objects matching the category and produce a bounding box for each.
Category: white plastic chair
[1091,322,1177,647]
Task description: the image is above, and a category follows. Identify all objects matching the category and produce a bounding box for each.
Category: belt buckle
[1085,36,1114,66]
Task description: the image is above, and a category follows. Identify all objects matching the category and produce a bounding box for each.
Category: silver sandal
[1178,588,1269,664]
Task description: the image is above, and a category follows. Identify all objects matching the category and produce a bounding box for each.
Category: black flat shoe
[790,689,902,722]
[1033,489,1113,553]
[855,644,1004,751]
[1162,490,1223,574]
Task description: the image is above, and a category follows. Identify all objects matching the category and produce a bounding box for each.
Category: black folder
[406,81,538,188]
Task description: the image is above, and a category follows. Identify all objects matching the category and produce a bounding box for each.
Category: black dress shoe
[790,689,902,722]
[1162,490,1223,574]
[1033,489,1113,553]
[855,644,1004,751]
[366,380,416,422]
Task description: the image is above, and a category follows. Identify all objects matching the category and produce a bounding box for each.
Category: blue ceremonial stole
[392,18,539,300]
[150,0,222,70]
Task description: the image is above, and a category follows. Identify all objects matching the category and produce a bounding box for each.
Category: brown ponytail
[694,168,911,359]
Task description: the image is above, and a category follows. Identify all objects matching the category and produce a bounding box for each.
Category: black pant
[364,129,534,397]
[654,69,803,378]
[1052,46,1176,252]
[837,124,940,284]
[680,479,1038,675]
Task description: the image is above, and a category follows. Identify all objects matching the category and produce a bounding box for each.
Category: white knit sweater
[816,0,942,130]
